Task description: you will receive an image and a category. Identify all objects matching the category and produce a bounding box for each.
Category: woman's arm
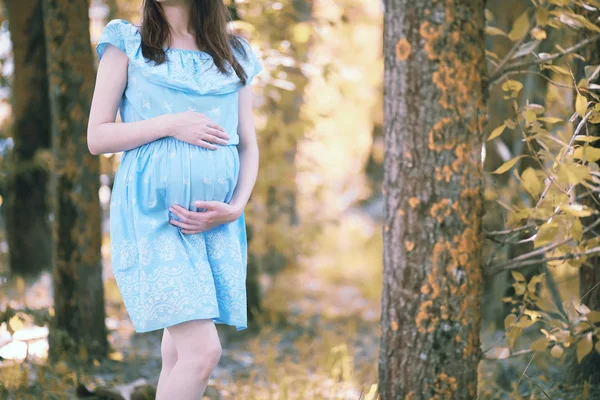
[87,44,229,155]
[168,85,260,233]
[228,85,260,214]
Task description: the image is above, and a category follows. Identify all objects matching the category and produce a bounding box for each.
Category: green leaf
[577,333,593,363]
[509,10,531,42]
[492,155,527,174]
[576,94,588,117]
[488,124,506,141]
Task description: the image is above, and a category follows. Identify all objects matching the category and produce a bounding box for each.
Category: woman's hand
[168,111,230,150]
[168,201,244,234]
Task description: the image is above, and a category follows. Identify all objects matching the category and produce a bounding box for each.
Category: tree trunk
[5,0,53,278]
[43,0,108,362]
[380,1,487,398]
[570,8,600,384]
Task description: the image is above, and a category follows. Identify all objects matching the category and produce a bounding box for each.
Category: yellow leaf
[536,9,549,26]
[492,155,527,174]
[538,116,563,123]
[576,94,588,117]
[551,345,564,358]
[521,167,544,198]
[8,314,24,332]
[109,351,124,361]
[504,314,517,330]
[514,316,536,328]
[531,27,547,40]
[530,337,549,351]
[587,310,600,324]
[574,135,600,143]
[535,222,558,248]
[577,333,593,363]
[291,22,312,44]
[511,270,526,282]
[509,10,531,41]
[595,339,600,354]
[543,64,571,75]
[524,109,537,125]
[486,26,508,36]
[501,80,523,93]
[573,146,600,162]
[561,203,594,217]
[514,282,526,296]
[488,124,506,141]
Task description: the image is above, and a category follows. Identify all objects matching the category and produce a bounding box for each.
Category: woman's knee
[167,320,222,377]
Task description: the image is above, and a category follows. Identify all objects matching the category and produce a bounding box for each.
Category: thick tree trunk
[43,0,108,362]
[380,1,487,398]
[570,9,600,384]
[5,0,53,278]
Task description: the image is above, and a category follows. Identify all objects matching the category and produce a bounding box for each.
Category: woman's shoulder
[101,19,140,39]
[97,19,141,60]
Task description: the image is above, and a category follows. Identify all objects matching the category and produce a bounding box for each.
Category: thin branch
[483,348,534,361]
[491,33,600,82]
[492,69,576,88]
[524,374,554,400]
[487,245,600,276]
[531,109,593,217]
[491,21,532,79]
[485,224,536,238]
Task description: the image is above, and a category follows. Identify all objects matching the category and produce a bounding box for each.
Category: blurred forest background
[0,0,598,399]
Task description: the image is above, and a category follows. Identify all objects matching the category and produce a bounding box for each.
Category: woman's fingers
[170,205,194,221]
[207,126,229,140]
[207,122,226,132]
[169,219,199,231]
[181,229,203,235]
[198,140,218,150]
[205,131,229,145]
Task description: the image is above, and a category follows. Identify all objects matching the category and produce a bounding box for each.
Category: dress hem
[132,314,248,333]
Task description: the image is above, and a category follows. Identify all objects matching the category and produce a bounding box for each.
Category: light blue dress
[96,19,262,333]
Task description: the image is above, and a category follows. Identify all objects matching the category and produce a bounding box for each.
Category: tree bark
[570,7,600,384]
[43,0,108,362]
[380,1,487,398]
[5,0,53,278]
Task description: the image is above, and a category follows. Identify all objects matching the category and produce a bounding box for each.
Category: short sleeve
[238,37,264,86]
[96,19,129,60]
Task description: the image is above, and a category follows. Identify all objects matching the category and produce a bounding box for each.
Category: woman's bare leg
[156,328,177,399]
[156,319,222,400]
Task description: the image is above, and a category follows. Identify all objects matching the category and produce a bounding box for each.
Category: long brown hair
[140,0,248,84]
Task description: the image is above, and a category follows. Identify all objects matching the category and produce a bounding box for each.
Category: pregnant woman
[87,0,261,398]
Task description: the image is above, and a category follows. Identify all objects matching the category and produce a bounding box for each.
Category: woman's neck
[161,0,192,37]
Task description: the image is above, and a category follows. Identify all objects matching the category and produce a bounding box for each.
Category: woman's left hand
[169,201,243,234]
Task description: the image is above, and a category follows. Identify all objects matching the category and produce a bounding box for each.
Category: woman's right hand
[168,111,230,150]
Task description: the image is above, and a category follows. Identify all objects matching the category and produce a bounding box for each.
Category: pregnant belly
[111,137,240,214]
